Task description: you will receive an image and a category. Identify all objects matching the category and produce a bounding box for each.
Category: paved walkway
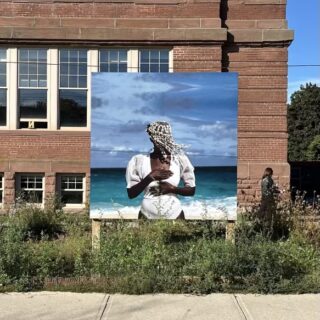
[0,292,319,320]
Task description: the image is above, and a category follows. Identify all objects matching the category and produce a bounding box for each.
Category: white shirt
[126,153,196,219]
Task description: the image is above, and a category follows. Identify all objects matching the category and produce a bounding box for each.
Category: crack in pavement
[233,294,250,320]
[96,294,111,320]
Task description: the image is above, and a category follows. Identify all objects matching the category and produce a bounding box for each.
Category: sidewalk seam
[96,294,111,320]
[233,294,250,320]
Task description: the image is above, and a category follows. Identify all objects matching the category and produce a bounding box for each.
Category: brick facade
[0,0,293,212]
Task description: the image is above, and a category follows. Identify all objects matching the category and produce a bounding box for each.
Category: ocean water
[90,167,237,219]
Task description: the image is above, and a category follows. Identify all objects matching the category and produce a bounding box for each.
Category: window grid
[59,174,85,206]
[17,174,44,204]
[18,48,47,88]
[139,49,169,72]
[99,49,128,72]
[20,175,43,189]
[59,49,87,89]
[61,175,84,190]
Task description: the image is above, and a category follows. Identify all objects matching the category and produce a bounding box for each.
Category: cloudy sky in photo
[91,72,238,168]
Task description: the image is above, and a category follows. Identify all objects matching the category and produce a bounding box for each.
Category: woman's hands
[150,181,196,197]
[149,169,173,181]
[127,169,172,199]
[149,181,176,196]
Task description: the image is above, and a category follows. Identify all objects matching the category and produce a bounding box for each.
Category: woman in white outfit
[126,121,196,219]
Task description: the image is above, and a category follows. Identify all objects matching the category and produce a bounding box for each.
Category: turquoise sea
[90,167,237,219]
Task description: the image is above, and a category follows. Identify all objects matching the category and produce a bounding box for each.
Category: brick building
[0,0,293,212]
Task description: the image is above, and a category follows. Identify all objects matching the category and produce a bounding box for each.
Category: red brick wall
[0,131,90,209]
[222,0,291,206]
[0,0,293,212]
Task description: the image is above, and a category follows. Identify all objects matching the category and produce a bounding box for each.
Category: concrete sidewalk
[0,292,319,320]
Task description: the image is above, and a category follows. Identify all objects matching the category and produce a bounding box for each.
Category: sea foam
[90,196,237,220]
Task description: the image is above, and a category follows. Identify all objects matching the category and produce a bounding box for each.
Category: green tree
[306,135,320,161]
[288,83,320,161]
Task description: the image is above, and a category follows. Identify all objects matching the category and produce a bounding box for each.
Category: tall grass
[0,191,319,293]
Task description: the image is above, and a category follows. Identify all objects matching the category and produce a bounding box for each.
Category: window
[18,48,48,128]
[59,49,87,127]
[57,174,85,207]
[99,49,128,72]
[0,174,3,205]
[139,49,169,72]
[2,47,171,131]
[16,174,44,204]
[0,49,7,126]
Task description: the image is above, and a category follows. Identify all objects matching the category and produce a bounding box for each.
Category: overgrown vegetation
[0,193,319,294]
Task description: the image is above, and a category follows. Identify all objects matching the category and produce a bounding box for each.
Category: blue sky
[287,0,320,100]
[91,73,238,168]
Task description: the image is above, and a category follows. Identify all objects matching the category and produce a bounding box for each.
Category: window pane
[19,63,28,75]
[78,50,87,63]
[19,78,29,87]
[60,63,68,75]
[110,50,118,62]
[19,89,47,119]
[28,180,35,188]
[78,76,87,88]
[160,50,169,63]
[150,64,159,72]
[60,75,68,88]
[19,49,28,62]
[76,182,83,189]
[29,63,37,75]
[29,50,37,62]
[0,49,6,62]
[0,63,6,76]
[30,79,38,87]
[140,64,149,72]
[150,50,159,63]
[38,50,47,61]
[0,74,5,87]
[160,64,169,72]
[109,64,118,72]
[69,76,78,87]
[36,182,42,188]
[140,50,149,63]
[19,190,43,203]
[119,63,127,72]
[0,89,6,126]
[79,64,87,75]
[68,181,76,189]
[60,49,69,63]
[100,64,108,72]
[39,76,47,88]
[61,191,83,204]
[69,64,78,75]
[100,51,108,62]
[38,63,46,75]
[59,89,87,127]
[69,50,78,63]
[119,50,127,62]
